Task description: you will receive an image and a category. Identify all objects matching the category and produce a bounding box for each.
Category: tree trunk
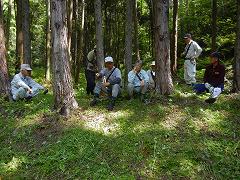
[45,0,51,81]
[233,0,240,93]
[94,0,104,71]
[124,0,133,86]
[211,0,217,51]
[133,0,140,61]
[171,0,179,74]
[51,0,78,116]
[67,0,73,62]
[22,0,31,65]
[152,0,173,95]
[0,0,10,98]
[15,0,23,70]
[75,0,85,85]
[6,0,13,50]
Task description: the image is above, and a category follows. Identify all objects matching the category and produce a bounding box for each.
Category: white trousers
[184,60,196,84]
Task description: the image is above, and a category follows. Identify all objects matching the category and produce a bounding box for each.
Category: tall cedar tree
[51,0,78,116]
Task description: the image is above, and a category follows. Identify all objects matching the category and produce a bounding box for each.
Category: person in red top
[193,52,225,104]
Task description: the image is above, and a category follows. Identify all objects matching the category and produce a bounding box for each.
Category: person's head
[150,61,155,71]
[20,64,32,77]
[210,52,221,65]
[183,33,192,44]
[104,56,114,69]
[134,60,143,72]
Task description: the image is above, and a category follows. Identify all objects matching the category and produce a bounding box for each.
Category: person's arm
[203,66,209,83]
[109,69,121,85]
[128,71,136,84]
[220,65,226,84]
[28,78,44,90]
[193,42,202,59]
[14,75,31,90]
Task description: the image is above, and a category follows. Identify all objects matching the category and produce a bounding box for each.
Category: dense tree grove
[0,0,239,110]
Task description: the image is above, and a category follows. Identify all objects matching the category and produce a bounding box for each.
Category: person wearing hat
[127,60,149,102]
[193,52,225,104]
[11,64,48,101]
[90,56,122,111]
[182,33,202,85]
[147,61,156,90]
[85,45,97,95]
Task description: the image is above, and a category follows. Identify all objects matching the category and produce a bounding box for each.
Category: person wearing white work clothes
[127,60,149,102]
[11,64,48,101]
[183,33,202,85]
[147,61,156,90]
[90,56,122,111]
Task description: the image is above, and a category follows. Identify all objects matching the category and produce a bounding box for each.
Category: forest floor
[0,68,239,179]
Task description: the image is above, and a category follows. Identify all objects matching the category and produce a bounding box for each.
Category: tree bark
[0,0,10,98]
[211,0,217,51]
[94,0,104,71]
[124,0,133,85]
[152,0,173,95]
[22,0,31,65]
[133,0,140,61]
[171,0,179,74]
[6,0,13,50]
[233,0,240,93]
[75,0,85,85]
[15,0,24,70]
[67,0,73,62]
[45,0,51,81]
[51,0,78,116]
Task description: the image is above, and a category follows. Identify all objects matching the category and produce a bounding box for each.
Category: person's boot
[90,94,99,107]
[205,98,216,104]
[107,97,116,111]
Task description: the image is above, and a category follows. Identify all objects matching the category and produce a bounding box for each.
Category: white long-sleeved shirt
[11,73,44,93]
[184,40,202,60]
[128,69,149,87]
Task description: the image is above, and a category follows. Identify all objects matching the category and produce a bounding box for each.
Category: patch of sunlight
[161,109,185,130]
[0,156,25,173]
[132,121,154,133]
[175,90,196,98]
[199,109,225,130]
[82,110,131,135]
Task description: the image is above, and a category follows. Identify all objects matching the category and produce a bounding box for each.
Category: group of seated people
[89,51,225,111]
[11,52,225,112]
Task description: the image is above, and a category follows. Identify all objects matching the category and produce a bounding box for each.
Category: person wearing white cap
[147,61,156,90]
[90,56,122,111]
[182,33,202,85]
[127,60,149,102]
[85,45,97,95]
[11,64,48,101]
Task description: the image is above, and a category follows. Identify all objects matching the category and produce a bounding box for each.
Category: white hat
[20,64,32,71]
[105,56,113,63]
[151,61,155,66]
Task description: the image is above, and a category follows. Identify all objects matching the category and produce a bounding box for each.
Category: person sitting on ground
[11,64,48,101]
[147,61,156,90]
[193,52,225,104]
[90,56,122,111]
[127,60,149,102]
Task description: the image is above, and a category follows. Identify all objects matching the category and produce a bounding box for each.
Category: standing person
[182,33,202,85]
[193,52,225,104]
[147,61,156,90]
[11,64,48,101]
[127,60,149,102]
[90,56,122,111]
[85,46,97,95]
